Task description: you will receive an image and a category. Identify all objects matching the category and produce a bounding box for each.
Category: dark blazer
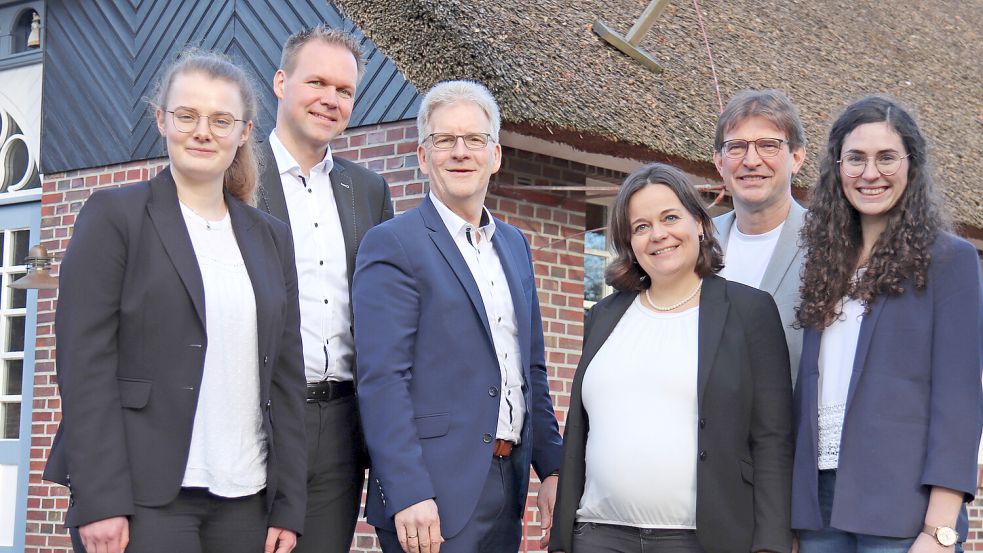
[352,195,564,538]
[792,232,983,537]
[550,276,794,553]
[256,139,394,293]
[43,169,307,534]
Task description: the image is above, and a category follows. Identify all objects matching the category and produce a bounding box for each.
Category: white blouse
[179,203,266,497]
[577,297,700,529]
[817,296,865,470]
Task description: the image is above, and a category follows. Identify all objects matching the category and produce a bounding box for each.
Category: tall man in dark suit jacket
[352,81,563,553]
[257,26,394,553]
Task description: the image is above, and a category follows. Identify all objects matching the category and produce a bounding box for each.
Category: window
[0,229,29,439]
[584,202,612,309]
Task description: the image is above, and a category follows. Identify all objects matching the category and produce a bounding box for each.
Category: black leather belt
[306,380,355,402]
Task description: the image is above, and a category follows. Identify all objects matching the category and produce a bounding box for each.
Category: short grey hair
[714,89,806,153]
[417,80,501,144]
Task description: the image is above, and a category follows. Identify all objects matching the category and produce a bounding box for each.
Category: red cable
[692,0,723,113]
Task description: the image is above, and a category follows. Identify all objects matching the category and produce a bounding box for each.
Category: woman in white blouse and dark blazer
[549,163,794,553]
[43,50,306,553]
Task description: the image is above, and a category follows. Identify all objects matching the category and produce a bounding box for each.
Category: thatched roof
[334,0,983,230]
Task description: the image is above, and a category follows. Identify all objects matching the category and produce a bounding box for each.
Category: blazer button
[698,418,706,429]
[488,387,499,397]
[699,450,707,461]
[482,433,493,443]
[263,355,269,365]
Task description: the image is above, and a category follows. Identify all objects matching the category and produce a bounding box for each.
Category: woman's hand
[265,527,297,553]
[79,516,129,553]
[908,532,951,553]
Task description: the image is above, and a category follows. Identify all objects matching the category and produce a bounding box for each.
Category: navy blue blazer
[352,195,564,538]
[791,232,983,537]
[43,169,307,533]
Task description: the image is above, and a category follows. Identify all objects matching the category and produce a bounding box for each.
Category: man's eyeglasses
[837,152,910,178]
[720,138,788,159]
[425,133,493,151]
[167,107,245,138]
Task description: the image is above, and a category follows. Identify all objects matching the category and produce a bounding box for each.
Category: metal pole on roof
[625,0,671,45]
[593,0,669,74]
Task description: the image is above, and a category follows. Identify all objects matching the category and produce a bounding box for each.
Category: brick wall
[24,120,594,552]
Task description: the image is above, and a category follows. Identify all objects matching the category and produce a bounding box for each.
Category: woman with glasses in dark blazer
[792,95,983,553]
[549,163,794,553]
[43,50,306,553]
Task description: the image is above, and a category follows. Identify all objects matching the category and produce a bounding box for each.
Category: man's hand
[79,515,129,553]
[538,474,559,548]
[265,527,297,553]
[395,499,443,553]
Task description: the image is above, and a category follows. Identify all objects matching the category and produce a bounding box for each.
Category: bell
[9,245,58,290]
[27,12,41,49]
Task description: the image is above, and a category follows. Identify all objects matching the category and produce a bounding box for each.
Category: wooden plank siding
[40,0,420,174]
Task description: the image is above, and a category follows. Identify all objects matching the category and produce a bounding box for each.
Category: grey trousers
[572,523,706,553]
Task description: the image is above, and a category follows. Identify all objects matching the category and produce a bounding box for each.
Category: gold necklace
[645,279,703,312]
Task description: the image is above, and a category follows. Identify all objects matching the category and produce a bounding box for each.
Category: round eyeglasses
[167,108,245,138]
[837,152,910,178]
[720,138,787,159]
[425,133,493,151]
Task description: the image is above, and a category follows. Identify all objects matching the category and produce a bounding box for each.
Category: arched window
[11,10,40,54]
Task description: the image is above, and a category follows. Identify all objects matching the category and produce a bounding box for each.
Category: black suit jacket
[43,169,307,533]
[549,276,794,553]
[255,139,394,294]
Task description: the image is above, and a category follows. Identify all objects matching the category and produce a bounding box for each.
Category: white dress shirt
[430,193,525,443]
[269,131,354,383]
[179,204,266,497]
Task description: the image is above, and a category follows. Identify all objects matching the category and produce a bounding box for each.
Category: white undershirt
[430,193,525,443]
[578,297,699,528]
[720,221,784,288]
[269,131,353,383]
[179,203,266,497]
[817,296,864,470]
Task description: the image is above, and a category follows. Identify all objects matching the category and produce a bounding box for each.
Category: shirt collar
[268,130,334,179]
[429,192,496,242]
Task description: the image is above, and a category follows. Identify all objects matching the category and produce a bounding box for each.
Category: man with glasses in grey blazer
[712,89,808,386]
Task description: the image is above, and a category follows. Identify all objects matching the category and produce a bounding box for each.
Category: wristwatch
[922,524,958,547]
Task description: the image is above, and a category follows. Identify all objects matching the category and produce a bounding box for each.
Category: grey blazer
[714,200,806,385]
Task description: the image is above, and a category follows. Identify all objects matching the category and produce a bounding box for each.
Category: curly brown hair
[606,163,724,292]
[796,95,950,330]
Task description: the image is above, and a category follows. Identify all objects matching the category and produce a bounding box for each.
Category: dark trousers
[70,488,267,553]
[377,456,521,553]
[572,523,705,553]
[293,394,366,553]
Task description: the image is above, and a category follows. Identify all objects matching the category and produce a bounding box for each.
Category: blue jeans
[798,471,916,553]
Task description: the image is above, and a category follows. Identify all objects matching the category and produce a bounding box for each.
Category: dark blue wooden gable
[41,0,421,173]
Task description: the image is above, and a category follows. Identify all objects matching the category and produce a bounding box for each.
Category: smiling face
[628,183,704,286]
[418,101,502,221]
[714,115,805,216]
[839,121,909,228]
[274,40,357,163]
[155,71,251,187]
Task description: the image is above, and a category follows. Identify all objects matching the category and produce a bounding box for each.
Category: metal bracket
[593,0,670,74]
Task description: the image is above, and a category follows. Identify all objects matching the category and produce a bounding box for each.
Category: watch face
[937,526,958,547]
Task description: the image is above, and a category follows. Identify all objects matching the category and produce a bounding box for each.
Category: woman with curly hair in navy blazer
[792,96,983,553]
[43,50,307,553]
